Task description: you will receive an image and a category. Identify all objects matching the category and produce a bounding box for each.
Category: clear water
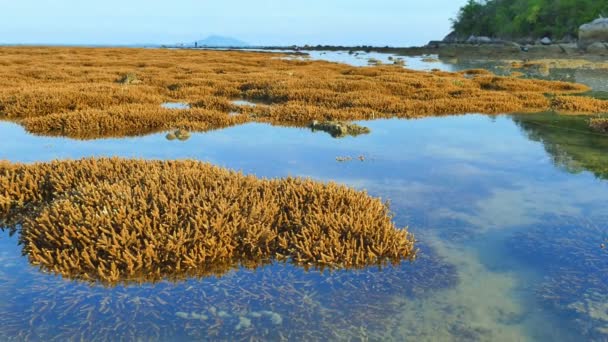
[1,53,608,341]
[271,49,608,91]
[232,99,259,107]
[272,49,455,71]
[161,102,191,110]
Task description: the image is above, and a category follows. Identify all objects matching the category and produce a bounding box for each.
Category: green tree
[451,0,608,40]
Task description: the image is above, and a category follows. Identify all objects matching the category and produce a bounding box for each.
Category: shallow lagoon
[1,53,608,341]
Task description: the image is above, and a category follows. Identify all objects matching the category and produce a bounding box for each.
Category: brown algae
[0,47,606,139]
[0,158,416,285]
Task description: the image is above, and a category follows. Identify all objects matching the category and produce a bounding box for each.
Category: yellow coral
[0,47,604,139]
[0,158,416,285]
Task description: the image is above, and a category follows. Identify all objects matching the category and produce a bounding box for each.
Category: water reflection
[513,112,608,179]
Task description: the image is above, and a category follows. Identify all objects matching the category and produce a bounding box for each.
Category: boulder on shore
[579,17,608,50]
[540,37,552,45]
[587,42,608,55]
[466,35,493,44]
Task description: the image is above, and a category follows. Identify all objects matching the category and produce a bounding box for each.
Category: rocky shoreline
[239,17,608,60]
[428,17,608,59]
[238,41,606,61]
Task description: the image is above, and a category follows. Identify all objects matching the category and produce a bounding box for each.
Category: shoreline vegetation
[0,47,607,140]
[0,158,416,285]
[450,0,607,44]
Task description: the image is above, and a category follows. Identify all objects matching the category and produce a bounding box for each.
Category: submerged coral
[509,215,608,340]
[589,118,608,133]
[0,158,415,285]
[0,234,454,341]
[0,47,605,139]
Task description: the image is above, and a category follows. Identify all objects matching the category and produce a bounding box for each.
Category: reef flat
[0,47,606,139]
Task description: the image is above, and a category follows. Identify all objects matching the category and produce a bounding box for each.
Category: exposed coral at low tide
[0,47,605,139]
[0,158,415,285]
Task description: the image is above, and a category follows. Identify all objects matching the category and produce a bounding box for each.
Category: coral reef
[0,158,415,285]
[551,96,608,114]
[0,47,605,139]
[309,120,370,138]
[116,73,141,85]
[589,118,608,133]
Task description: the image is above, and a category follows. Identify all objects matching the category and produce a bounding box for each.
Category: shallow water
[271,49,608,91]
[161,102,191,110]
[1,53,608,341]
[271,49,455,71]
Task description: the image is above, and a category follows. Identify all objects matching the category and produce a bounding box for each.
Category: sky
[0,0,466,46]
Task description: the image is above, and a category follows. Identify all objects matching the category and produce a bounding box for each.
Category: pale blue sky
[0,0,466,46]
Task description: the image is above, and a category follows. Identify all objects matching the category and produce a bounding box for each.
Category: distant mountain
[192,35,250,48]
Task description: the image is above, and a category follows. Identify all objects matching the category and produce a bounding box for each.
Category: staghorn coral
[117,72,141,85]
[0,237,453,341]
[551,96,608,114]
[508,215,608,340]
[590,118,608,133]
[0,47,605,139]
[0,158,416,285]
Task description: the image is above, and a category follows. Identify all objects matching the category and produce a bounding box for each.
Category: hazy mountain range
[190,35,250,47]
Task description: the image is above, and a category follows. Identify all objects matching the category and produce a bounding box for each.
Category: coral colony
[0,47,605,140]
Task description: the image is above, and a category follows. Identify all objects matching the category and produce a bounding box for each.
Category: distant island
[191,35,250,48]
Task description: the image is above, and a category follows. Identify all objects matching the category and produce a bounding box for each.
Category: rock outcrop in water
[579,17,608,50]
[310,120,370,138]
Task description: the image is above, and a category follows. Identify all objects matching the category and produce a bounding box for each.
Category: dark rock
[558,34,577,44]
[466,35,493,44]
[442,31,460,43]
[427,40,445,48]
[587,42,608,55]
